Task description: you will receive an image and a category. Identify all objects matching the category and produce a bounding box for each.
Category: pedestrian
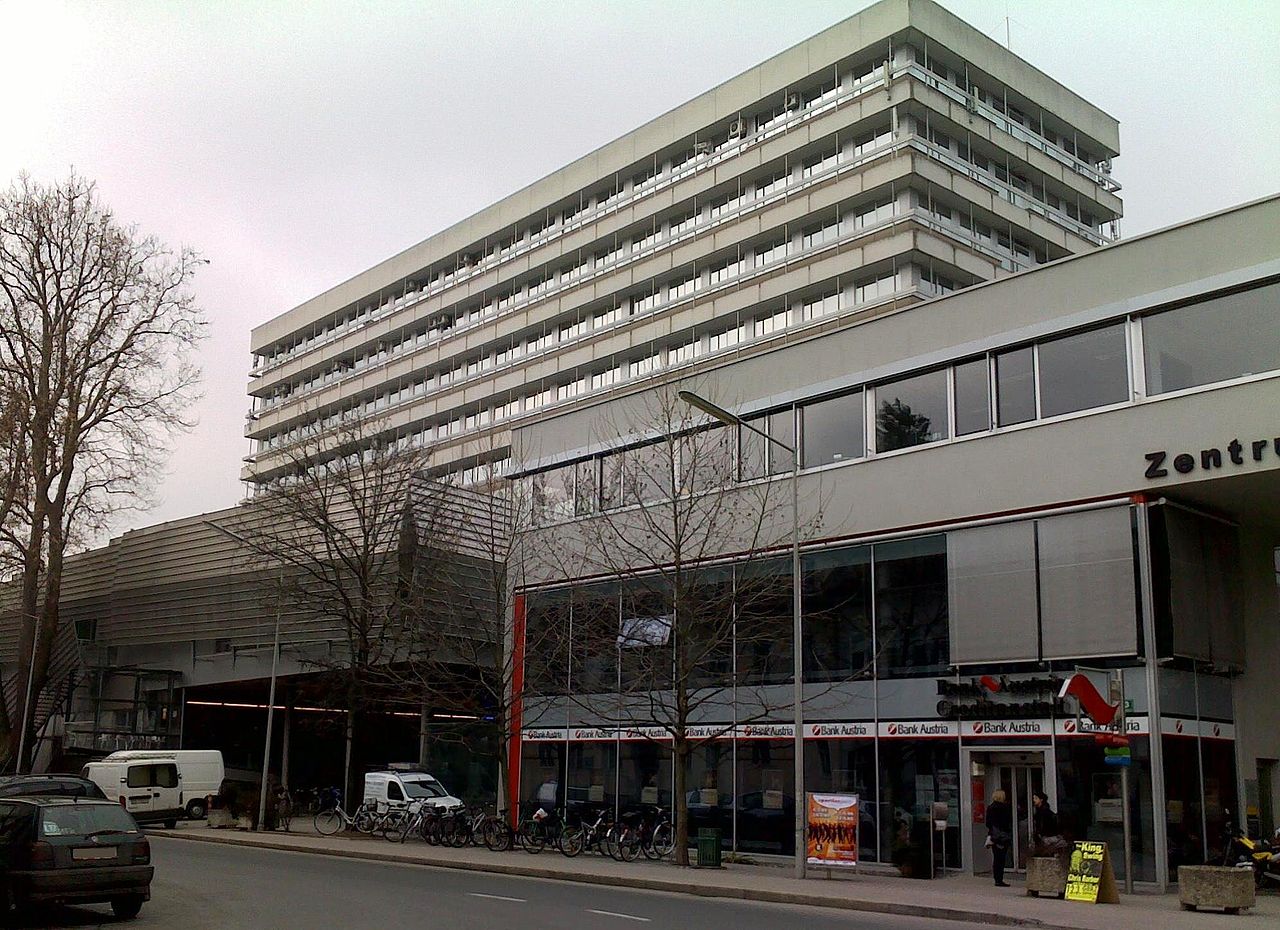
[986,789,1013,887]
[1031,790,1068,856]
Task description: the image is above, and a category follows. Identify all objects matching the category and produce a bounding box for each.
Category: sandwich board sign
[1065,840,1119,904]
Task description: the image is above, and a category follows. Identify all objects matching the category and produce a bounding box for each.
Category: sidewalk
[151,823,1278,930]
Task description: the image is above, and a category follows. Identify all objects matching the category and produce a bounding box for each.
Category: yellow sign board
[1065,840,1119,904]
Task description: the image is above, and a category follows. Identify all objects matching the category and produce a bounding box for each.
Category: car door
[123,764,157,817]
[151,762,181,814]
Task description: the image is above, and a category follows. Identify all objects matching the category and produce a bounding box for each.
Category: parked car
[362,770,460,809]
[81,758,183,828]
[0,797,152,920]
[0,775,107,801]
[101,750,225,819]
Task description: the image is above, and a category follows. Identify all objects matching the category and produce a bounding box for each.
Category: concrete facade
[505,195,1280,885]
[244,0,1121,490]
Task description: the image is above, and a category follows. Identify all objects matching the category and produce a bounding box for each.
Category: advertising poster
[806,793,859,867]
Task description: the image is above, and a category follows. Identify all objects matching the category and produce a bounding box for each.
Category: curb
[150,829,1060,928]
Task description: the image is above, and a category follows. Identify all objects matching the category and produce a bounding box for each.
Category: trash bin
[697,828,723,868]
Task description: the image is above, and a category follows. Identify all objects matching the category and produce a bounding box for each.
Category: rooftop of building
[251,0,1121,350]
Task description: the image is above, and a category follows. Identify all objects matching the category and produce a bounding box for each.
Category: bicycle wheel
[314,809,344,836]
[353,809,377,834]
[617,827,641,862]
[520,820,546,854]
[481,818,511,852]
[605,823,625,861]
[449,817,472,848]
[649,821,675,858]
[558,824,586,857]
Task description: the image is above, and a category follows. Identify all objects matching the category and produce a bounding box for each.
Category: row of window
[529,282,1280,523]
[256,262,922,456]
[255,47,1097,374]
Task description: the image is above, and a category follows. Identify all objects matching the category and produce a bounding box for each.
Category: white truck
[84,749,225,821]
[362,770,460,809]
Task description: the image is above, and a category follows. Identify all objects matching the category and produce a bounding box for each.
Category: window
[387,781,404,802]
[953,358,991,436]
[767,408,796,475]
[755,238,788,267]
[1037,324,1128,416]
[1142,283,1280,394]
[803,291,839,320]
[802,546,872,682]
[802,219,839,251]
[533,466,575,525]
[875,370,949,452]
[738,417,767,481]
[801,390,864,467]
[874,535,948,677]
[995,346,1036,426]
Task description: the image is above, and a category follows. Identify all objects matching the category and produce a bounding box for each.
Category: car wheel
[111,895,145,920]
[186,799,207,820]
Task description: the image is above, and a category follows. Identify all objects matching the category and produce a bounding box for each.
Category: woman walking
[987,789,1013,887]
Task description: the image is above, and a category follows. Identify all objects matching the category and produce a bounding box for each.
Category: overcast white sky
[2,0,1277,535]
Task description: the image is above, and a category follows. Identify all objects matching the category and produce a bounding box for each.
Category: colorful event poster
[806,793,859,867]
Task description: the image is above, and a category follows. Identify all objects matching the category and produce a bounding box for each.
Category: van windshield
[402,778,446,799]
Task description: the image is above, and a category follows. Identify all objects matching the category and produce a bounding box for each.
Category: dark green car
[0,797,152,920]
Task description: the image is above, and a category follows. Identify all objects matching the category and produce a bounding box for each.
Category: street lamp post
[204,520,282,833]
[678,391,806,880]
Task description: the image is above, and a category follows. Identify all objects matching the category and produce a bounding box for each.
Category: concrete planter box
[1178,865,1255,913]
[1026,857,1067,898]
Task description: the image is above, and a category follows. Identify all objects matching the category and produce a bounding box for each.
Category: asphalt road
[9,836,994,929]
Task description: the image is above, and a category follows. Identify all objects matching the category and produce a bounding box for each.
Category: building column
[418,701,431,769]
[1135,499,1170,891]
[280,691,292,792]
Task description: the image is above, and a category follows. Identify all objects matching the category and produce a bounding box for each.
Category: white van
[362,770,460,810]
[82,758,184,827]
[101,751,225,819]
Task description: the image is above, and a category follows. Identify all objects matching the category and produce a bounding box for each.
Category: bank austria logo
[882,720,953,738]
[1063,720,1077,734]
[523,728,567,742]
[809,722,872,738]
[968,719,1047,737]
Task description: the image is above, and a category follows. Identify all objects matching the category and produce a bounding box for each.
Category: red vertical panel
[508,592,526,828]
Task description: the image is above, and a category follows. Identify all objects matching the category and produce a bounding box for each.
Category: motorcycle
[1221,810,1280,887]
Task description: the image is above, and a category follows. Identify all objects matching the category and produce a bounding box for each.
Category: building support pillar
[418,701,431,769]
[1135,499,1170,892]
[280,691,292,792]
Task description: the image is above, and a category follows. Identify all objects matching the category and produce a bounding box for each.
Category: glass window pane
[953,358,990,436]
[995,347,1036,426]
[1143,283,1280,393]
[600,453,625,510]
[532,465,574,524]
[802,545,872,681]
[801,391,865,467]
[873,535,948,677]
[735,559,793,686]
[874,370,949,453]
[768,409,796,474]
[739,418,767,481]
[1038,324,1128,417]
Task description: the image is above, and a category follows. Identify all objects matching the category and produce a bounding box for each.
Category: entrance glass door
[993,763,1044,872]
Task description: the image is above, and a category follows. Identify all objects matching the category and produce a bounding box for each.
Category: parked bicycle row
[313,798,675,861]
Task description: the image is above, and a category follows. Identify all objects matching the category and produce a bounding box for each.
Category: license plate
[72,846,117,860]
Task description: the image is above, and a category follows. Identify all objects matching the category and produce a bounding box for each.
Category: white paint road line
[468,892,527,902]
[586,909,651,922]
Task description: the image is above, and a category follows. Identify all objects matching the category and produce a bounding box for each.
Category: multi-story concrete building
[244,0,1122,488]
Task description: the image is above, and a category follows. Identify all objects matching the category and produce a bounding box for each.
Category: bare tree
[229,414,432,803]
[525,386,828,865]
[378,454,542,810]
[0,174,205,769]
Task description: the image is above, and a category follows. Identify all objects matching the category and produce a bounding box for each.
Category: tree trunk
[673,739,690,866]
[343,707,356,807]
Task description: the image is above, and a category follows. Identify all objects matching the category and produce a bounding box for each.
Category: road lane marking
[586,909,651,922]
[469,892,526,902]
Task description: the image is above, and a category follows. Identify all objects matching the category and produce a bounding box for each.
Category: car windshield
[41,805,139,837]
[402,778,446,799]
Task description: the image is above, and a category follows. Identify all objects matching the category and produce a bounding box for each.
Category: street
[9,836,990,929]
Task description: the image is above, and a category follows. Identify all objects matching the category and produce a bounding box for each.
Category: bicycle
[636,806,674,859]
[520,806,570,854]
[479,809,518,852]
[561,805,612,858]
[314,799,379,836]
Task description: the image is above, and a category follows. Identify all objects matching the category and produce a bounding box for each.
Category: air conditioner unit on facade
[729,118,747,138]
[786,93,801,111]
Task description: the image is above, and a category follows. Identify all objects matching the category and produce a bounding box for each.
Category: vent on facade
[1101,159,1112,175]
[786,93,801,112]
[728,118,747,139]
